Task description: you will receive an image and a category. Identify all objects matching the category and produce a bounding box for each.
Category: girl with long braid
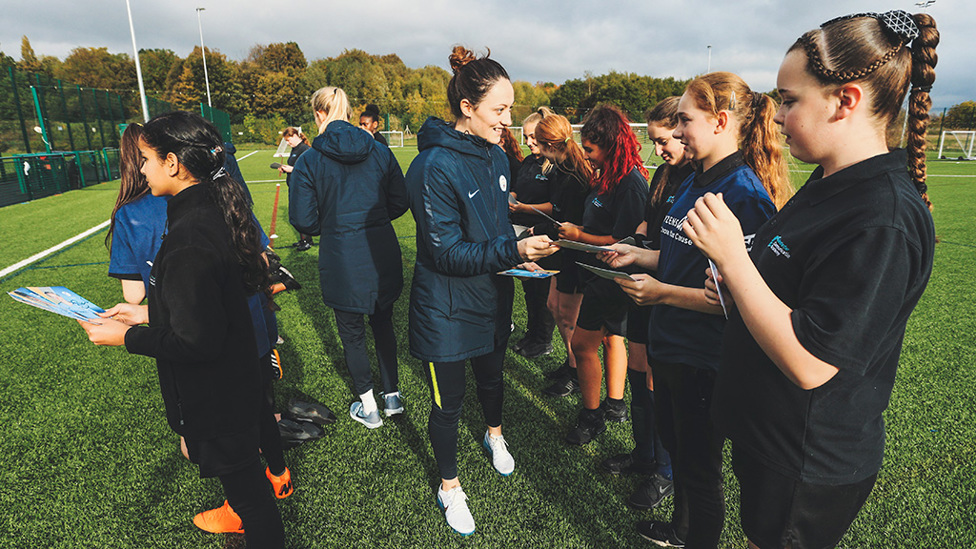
[685,11,938,548]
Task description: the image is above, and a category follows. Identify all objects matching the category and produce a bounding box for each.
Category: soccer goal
[937,130,976,160]
[380,131,404,148]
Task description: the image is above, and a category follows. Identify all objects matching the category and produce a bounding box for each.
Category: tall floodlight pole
[196,7,212,108]
[707,45,712,73]
[126,0,150,122]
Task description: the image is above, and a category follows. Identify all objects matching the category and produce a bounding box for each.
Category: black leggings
[257,352,286,476]
[333,303,399,396]
[423,342,506,480]
[219,458,284,547]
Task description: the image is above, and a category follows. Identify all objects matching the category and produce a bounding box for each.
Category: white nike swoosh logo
[468,189,479,199]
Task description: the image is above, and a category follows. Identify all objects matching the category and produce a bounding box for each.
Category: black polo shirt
[714,149,935,484]
[549,162,590,227]
[510,154,552,227]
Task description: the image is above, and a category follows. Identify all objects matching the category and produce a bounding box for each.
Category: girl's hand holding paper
[615,273,667,306]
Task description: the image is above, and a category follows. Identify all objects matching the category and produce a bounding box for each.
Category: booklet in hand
[575,262,635,281]
[555,240,614,253]
[497,268,558,279]
[8,286,105,324]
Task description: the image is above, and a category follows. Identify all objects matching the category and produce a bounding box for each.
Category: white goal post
[380,131,404,148]
[937,130,976,160]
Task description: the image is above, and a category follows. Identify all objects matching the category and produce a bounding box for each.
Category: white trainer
[437,485,476,536]
[483,430,515,476]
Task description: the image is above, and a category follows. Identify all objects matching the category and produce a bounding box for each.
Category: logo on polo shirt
[768,235,791,258]
[499,175,508,192]
[149,275,156,286]
[666,195,675,204]
[535,174,548,181]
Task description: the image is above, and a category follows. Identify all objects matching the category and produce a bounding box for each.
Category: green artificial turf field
[0,146,973,548]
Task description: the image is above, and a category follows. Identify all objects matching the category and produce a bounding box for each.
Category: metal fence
[201,103,232,144]
[0,149,118,207]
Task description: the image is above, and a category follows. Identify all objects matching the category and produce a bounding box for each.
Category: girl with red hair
[558,105,648,445]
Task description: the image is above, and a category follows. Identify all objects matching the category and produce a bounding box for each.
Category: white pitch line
[236,150,259,161]
[0,220,110,278]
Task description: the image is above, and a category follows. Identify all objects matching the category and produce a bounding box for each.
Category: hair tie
[912,85,932,93]
[211,166,227,181]
[564,136,571,144]
[210,145,222,155]
[821,10,919,43]
[729,91,737,111]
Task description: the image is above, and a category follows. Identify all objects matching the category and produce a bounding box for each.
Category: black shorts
[555,254,584,294]
[732,447,877,549]
[576,278,629,336]
[625,303,649,343]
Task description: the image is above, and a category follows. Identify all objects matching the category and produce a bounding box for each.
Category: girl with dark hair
[404,46,555,536]
[601,71,790,547]
[79,111,285,547]
[280,126,313,251]
[531,113,592,395]
[600,97,689,509]
[499,126,524,185]
[107,123,167,305]
[509,107,557,359]
[557,105,648,445]
[359,104,388,146]
[684,12,937,548]
[289,86,408,429]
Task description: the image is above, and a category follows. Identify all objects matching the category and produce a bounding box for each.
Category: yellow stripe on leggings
[429,362,442,408]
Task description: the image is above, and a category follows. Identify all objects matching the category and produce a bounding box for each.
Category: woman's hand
[598,243,642,269]
[704,267,734,309]
[517,261,542,272]
[557,223,582,241]
[280,164,294,174]
[77,317,132,346]
[683,192,748,268]
[616,273,667,306]
[99,303,149,326]
[518,235,555,261]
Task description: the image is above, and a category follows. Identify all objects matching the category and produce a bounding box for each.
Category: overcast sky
[1,0,970,110]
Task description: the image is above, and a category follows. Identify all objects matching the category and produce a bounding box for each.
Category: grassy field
[0,146,974,548]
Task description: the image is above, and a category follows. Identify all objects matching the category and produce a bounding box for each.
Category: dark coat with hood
[405,117,523,362]
[290,120,408,314]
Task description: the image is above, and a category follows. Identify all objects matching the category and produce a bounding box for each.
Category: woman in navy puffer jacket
[290,86,409,429]
[404,46,555,537]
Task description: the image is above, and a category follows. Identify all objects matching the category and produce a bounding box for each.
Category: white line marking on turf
[248,179,287,183]
[237,151,259,161]
[0,220,110,278]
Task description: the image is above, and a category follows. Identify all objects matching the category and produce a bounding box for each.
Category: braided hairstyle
[141,111,269,295]
[790,11,939,209]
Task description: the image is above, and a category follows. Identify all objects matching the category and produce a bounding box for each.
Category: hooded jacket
[405,117,523,362]
[290,120,408,314]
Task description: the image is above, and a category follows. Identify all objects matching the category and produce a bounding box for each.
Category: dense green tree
[943,101,976,129]
[138,49,180,95]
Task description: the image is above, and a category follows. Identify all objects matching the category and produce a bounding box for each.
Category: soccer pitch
[1,147,973,548]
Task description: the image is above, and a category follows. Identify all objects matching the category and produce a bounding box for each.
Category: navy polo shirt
[714,149,935,484]
[108,193,168,291]
[647,151,776,371]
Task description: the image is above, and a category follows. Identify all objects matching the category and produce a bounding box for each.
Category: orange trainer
[266,467,293,499]
[193,500,243,534]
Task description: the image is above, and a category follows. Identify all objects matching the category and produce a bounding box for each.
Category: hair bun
[365,103,380,116]
[449,46,477,73]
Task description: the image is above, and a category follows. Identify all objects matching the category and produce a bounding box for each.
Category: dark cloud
[1,0,970,108]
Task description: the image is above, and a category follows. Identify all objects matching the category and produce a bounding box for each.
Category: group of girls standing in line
[76,8,938,547]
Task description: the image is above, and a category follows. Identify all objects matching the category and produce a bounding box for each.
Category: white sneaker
[437,485,475,536]
[483,431,515,476]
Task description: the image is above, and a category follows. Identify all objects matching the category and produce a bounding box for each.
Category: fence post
[58,79,76,151]
[34,74,55,151]
[78,85,93,152]
[9,67,31,154]
[92,88,107,150]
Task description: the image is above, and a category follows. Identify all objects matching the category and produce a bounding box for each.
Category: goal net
[937,130,976,160]
[380,131,404,148]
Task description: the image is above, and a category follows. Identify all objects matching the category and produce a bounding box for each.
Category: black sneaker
[636,520,684,547]
[511,335,530,353]
[600,452,657,475]
[516,341,553,358]
[601,398,628,423]
[296,240,312,251]
[546,360,571,380]
[565,408,606,445]
[543,375,580,397]
[628,474,675,510]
